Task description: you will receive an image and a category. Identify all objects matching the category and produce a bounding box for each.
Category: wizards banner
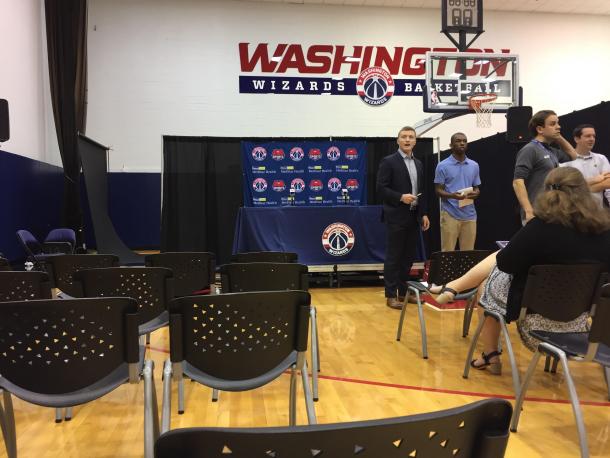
[241,141,367,207]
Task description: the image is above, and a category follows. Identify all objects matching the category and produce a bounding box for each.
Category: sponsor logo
[345,178,359,191]
[252,178,267,192]
[271,148,285,161]
[251,146,267,161]
[356,66,394,106]
[309,148,322,161]
[327,177,342,192]
[309,179,323,191]
[290,147,305,161]
[345,148,358,160]
[290,178,305,193]
[322,222,355,256]
[272,180,286,192]
[327,146,341,161]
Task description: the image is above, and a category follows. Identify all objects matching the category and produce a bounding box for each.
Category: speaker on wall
[506,105,532,143]
[0,99,9,142]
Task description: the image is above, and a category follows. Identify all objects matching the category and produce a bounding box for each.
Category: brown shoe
[386,297,402,310]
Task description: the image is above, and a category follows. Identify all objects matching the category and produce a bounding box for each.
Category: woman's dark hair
[534,167,610,234]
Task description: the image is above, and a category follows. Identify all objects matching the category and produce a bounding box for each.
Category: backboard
[423,51,519,113]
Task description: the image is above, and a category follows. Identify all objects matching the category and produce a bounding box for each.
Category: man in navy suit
[377,126,430,309]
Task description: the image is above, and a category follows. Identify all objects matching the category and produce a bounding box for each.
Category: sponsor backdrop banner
[242,141,366,207]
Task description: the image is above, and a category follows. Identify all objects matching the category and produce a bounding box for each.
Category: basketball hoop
[468,93,498,128]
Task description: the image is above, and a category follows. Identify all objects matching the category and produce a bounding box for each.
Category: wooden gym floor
[2,286,609,457]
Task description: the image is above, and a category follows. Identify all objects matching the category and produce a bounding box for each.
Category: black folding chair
[15,230,65,270]
[220,262,321,401]
[231,251,298,263]
[161,291,316,430]
[397,250,492,359]
[0,297,159,458]
[145,252,216,297]
[44,254,120,298]
[43,228,76,254]
[155,398,512,458]
[510,269,607,458]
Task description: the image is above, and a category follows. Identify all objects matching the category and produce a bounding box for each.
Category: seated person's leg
[434,251,499,303]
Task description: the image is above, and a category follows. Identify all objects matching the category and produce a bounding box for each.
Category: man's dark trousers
[384,211,418,299]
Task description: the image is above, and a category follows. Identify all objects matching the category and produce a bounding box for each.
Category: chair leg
[463,313,485,379]
[310,307,319,401]
[604,366,610,401]
[143,360,160,458]
[557,350,589,457]
[300,360,317,425]
[211,388,219,402]
[55,408,63,423]
[2,391,17,458]
[544,355,551,372]
[462,296,474,337]
[289,365,297,426]
[551,356,559,374]
[145,333,151,345]
[64,407,73,421]
[178,379,185,414]
[510,348,543,432]
[415,291,428,359]
[395,295,408,341]
[161,359,172,435]
[498,317,521,398]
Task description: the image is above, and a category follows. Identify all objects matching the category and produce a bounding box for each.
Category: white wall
[85,0,610,171]
[0,0,56,163]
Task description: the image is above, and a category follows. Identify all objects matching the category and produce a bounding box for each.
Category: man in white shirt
[560,124,610,207]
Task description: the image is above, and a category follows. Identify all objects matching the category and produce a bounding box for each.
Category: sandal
[471,351,502,375]
[435,286,458,304]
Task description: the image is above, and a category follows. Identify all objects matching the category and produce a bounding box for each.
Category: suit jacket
[376,151,427,225]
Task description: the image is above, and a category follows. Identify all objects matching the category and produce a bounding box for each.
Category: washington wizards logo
[345,148,358,160]
[327,146,341,161]
[309,179,323,191]
[322,222,355,257]
[271,148,285,161]
[290,147,305,162]
[272,180,286,192]
[309,148,322,161]
[356,66,395,106]
[345,178,359,191]
[290,178,305,193]
[327,177,342,192]
[252,178,267,192]
[251,146,267,161]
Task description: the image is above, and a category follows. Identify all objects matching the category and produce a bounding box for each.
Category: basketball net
[468,93,498,128]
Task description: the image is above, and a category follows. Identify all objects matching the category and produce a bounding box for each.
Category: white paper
[457,187,474,207]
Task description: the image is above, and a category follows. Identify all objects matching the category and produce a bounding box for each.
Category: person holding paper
[434,132,481,251]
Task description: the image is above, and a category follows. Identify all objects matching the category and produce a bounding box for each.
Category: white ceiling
[238,0,610,15]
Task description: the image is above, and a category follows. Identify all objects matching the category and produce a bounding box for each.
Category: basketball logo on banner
[345,148,359,160]
[271,148,285,161]
[327,177,342,192]
[252,178,267,192]
[290,147,304,161]
[309,148,322,161]
[327,146,341,161]
[290,178,305,192]
[272,179,286,192]
[309,179,323,191]
[356,66,394,106]
[345,178,359,191]
[322,222,355,256]
[251,146,267,161]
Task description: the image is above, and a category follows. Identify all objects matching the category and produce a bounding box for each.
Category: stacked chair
[44,254,120,297]
[16,229,75,270]
[145,252,216,297]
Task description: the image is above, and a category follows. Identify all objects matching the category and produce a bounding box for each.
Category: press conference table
[232,205,425,268]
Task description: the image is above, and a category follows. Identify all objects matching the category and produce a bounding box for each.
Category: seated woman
[434,167,610,374]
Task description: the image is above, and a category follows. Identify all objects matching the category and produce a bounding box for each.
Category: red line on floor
[146,346,610,407]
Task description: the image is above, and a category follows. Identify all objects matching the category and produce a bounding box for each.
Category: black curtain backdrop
[45,0,88,246]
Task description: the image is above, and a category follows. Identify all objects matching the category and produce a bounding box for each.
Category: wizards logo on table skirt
[356,66,394,107]
[252,178,268,192]
[271,148,285,161]
[290,147,305,161]
[345,148,358,160]
[251,146,267,161]
[309,179,323,191]
[345,178,359,191]
[321,222,355,256]
[272,180,286,192]
[327,146,341,161]
[290,178,306,192]
[327,177,342,192]
[308,148,322,161]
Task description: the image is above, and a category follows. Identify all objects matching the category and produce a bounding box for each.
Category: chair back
[74,267,173,326]
[0,256,10,271]
[16,229,43,257]
[220,262,308,293]
[45,254,120,297]
[0,297,139,395]
[588,283,610,349]
[518,264,604,322]
[44,228,76,254]
[0,271,52,301]
[428,250,492,286]
[145,252,215,296]
[169,291,310,381]
[154,398,512,458]
[231,251,298,263]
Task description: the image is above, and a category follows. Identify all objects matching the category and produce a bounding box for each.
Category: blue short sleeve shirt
[434,155,481,220]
